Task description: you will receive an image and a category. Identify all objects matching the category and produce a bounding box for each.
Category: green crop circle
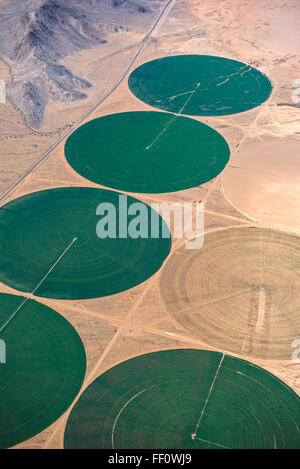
[128,55,272,116]
[64,111,230,193]
[64,349,300,449]
[0,293,86,448]
[0,187,171,299]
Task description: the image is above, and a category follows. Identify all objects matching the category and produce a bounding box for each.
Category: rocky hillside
[0,0,162,127]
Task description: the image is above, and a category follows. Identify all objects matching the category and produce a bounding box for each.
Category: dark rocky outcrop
[0,0,161,127]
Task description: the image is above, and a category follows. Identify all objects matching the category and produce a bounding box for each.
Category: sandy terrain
[0,0,299,449]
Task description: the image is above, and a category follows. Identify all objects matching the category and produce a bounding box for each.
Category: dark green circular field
[64,349,300,449]
[0,187,171,299]
[128,55,272,116]
[0,293,86,449]
[65,111,230,193]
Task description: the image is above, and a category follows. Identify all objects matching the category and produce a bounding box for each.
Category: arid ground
[0,0,299,448]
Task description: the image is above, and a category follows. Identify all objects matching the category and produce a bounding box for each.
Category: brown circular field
[160,227,300,360]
